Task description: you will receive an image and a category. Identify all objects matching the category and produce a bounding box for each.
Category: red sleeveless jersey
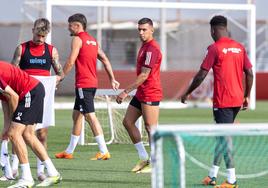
[75,32,98,88]
[20,41,53,76]
[201,37,252,108]
[135,39,163,102]
[0,61,39,101]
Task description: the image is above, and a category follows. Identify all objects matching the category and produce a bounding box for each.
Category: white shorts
[31,75,56,130]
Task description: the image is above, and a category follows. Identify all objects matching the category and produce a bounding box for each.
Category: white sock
[227,168,236,184]
[20,163,33,181]
[134,142,149,160]
[95,135,108,154]
[0,140,8,167]
[43,158,58,177]
[65,134,80,154]
[209,165,220,178]
[37,157,45,175]
[11,154,19,173]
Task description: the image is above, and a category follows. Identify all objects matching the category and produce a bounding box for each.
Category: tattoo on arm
[11,45,22,67]
[52,48,63,76]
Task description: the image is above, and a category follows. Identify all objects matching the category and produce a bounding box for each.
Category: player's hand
[116,90,128,104]
[111,79,120,91]
[180,94,189,104]
[241,97,249,110]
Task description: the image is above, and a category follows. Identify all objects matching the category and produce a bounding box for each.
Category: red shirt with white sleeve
[135,39,163,102]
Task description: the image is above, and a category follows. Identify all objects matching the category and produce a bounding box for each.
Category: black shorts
[12,82,45,125]
[213,107,240,124]
[74,88,96,114]
[129,96,160,111]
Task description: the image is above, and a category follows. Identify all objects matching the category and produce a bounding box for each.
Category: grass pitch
[0,101,267,187]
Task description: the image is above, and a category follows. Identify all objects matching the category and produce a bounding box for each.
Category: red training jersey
[75,32,98,88]
[135,39,163,102]
[0,61,39,101]
[20,41,54,76]
[201,37,252,108]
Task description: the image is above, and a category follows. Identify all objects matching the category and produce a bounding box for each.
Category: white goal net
[152,124,268,188]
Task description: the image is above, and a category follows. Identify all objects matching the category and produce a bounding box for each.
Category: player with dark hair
[181,15,253,188]
[116,17,162,173]
[55,13,119,160]
[0,61,61,187]
[6,18,64,182]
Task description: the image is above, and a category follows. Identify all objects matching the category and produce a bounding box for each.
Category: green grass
[0,101,268,187]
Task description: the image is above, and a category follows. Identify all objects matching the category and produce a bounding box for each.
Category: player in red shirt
[55,13,119,160]
[116,18,162,173]
[181,15,253,188]
[7,18,63,182]
[0,61,61,187]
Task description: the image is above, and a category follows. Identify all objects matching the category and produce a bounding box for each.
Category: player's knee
[22,132,33,144]
[122,118,131,128]
[36,129,47,143]
[144,124,157,134]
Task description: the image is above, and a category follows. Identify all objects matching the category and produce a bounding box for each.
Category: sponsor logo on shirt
[29,58,46,65]
[86,40,97,46]
[222,47,241,54]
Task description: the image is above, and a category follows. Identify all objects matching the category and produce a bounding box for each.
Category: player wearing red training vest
[9,18,63,183]
[55,13,119,160]
[0,61,61,188]
[181,15,253,188]
[116,18,162,173]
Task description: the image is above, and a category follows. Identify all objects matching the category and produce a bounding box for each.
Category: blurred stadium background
[1,0,268,188]
[0,0,267,100]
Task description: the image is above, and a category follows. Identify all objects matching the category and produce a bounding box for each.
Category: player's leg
[55,88,84,159]
[36,127,48,181]
[123,97,150,172]
[8,122,34,186]
[211,107,240,187]
[0,101,14,180]
[136,102,159,174]
[55,110,83,159]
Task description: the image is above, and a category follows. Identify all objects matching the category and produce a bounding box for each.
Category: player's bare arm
[11,45,22,67]
[52,47,64,84]
[97,46,120,90]
[63,36,82,76]
[242,68,254,110]
[181,68,208,104]
[0,86,19,115]
[116,66,151,104]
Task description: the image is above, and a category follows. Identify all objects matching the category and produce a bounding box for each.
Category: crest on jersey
[86,40,97,46]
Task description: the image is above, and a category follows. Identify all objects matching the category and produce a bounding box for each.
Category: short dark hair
[138,17,153,26]
[34,18,50,35]
[210,15,227,27]
[68,13,87,30]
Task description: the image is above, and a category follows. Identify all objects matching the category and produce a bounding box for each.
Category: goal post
[78,89,146,145]
[152,124,268,188]
[42,0,256,109]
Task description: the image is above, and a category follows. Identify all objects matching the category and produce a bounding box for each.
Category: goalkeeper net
[152,124,268,188]
[79,89,148,145]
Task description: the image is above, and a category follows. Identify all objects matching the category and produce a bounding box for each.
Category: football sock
[227,168,236,184]
[43,158,58,177]
[37,157,45,175]
[20,163,33,181]
[134,142,149,161]
[95,134,108,154]
[209,165,219,178]
[65,134,80,154]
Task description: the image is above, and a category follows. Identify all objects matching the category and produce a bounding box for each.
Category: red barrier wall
[98,71,268,100]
